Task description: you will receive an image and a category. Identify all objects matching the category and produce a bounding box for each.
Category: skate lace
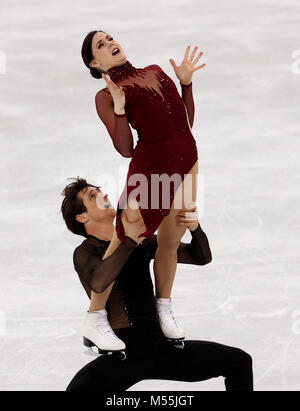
[159,307,180,329]
[94,316,120,341]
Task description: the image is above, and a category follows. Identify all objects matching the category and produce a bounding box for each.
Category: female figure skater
[81,30,205,351]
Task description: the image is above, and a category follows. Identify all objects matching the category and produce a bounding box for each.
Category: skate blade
[174,342,185,349]
[167,339,185,349]
[105,351,127,360]
[84,347,101,357]
[84,348,127,360]
[83,342,127,360]
[166,337,185,342]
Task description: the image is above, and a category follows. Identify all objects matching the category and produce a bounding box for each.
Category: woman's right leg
[89,287,114,312]
[100,198,144,260]
[89,200,143,311]
[89,228,121,311]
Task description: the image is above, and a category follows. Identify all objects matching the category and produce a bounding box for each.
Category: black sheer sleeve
[95,89,134,158]
[142,222,212,265]
[176,223,212,264]
[181,81,194,128]
[73,236,138,294]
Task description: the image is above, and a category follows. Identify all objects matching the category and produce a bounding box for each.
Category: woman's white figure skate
[156,297,185,348]
[82,309,127,360]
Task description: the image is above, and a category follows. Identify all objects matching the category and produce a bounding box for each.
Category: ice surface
[0,0,299,391]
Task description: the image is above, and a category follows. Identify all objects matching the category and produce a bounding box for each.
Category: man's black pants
[66,339,253,391]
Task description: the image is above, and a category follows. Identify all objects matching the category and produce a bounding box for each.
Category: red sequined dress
[95,60,198,242]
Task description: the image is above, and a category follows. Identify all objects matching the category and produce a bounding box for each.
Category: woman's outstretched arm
[169,45,206,128]
[180,81,194,128]
[95,89,134,157]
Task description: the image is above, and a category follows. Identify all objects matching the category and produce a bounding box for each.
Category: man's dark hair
[60,177,100,238]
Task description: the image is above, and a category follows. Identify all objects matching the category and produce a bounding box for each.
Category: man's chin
[108,208,116,217]
[100,206,115,213]
[95,209,116,220]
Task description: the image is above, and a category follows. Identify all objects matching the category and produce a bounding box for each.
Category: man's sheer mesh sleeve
[142,222,212,265]
[73,237,138,294]
[181,82,195,128]
[95,89,134,157]
[177,222,212,264]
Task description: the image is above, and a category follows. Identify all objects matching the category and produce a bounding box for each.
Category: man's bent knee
[233,348,253,369]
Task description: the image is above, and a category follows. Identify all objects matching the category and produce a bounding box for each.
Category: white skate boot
[156,297,185,348]
[82,309,126,359]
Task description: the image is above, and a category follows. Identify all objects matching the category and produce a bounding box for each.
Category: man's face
[76,185,116,224]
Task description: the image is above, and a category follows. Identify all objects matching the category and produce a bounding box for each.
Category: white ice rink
[1,0,300,391]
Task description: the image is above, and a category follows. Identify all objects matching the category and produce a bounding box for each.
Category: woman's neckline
[106,60,137,82]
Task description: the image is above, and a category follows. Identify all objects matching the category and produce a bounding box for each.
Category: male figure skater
[61,178,253,391]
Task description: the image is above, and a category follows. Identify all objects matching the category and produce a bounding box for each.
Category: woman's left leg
[154,160,198,298]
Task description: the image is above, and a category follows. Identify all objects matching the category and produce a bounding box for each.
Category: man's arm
[73,236,138,294]
[142,221,212,265]
[176,222,212,264]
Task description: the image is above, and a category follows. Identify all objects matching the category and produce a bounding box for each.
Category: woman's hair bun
[81,29,108,80]
[90,67,103,79]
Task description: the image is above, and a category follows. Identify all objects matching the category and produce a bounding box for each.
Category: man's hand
[121,212,147,244]
[175,205,199,232]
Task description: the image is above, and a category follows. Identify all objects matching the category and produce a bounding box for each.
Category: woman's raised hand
[169,46,205,86]
[102,73,126,113]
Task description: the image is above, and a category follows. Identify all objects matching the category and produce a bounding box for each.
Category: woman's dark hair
[60,177,101,237]
[81,30,108,79]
